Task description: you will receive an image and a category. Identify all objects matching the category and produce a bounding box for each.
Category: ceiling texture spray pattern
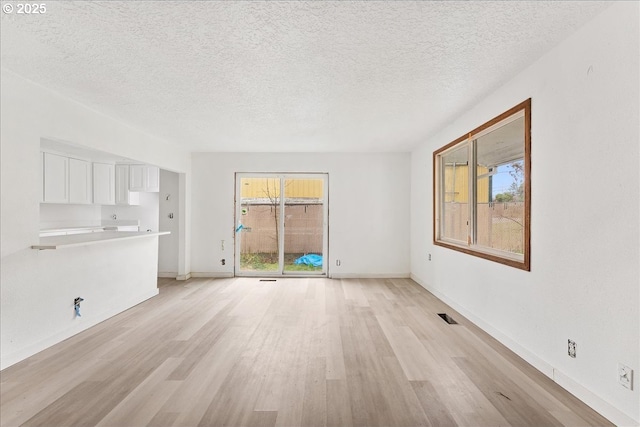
[1,1,609,152]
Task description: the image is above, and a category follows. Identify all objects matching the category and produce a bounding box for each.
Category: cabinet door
[43,152,69,203]
[93,163,115,205]
[129,165,146,191]
[116,165,139,205]
[145,166,160,192]
[129,164,159,192]
[129,164,146,192]
[115,164,129,205]
[69,158,92,204]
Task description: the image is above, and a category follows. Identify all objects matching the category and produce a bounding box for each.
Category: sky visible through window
[491,163,518,200]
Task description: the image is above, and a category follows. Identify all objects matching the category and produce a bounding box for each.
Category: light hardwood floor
[1,277,612,427]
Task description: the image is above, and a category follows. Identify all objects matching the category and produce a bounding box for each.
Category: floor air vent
[259,279,277,282]
[437,313,458,324]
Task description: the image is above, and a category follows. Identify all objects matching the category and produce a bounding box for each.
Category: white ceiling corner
[1,1,611,153]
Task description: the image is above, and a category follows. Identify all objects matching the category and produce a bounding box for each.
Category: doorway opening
[235,173,328,277]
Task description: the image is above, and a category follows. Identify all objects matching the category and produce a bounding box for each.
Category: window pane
[441,145,469,243]
[475,117,525,256]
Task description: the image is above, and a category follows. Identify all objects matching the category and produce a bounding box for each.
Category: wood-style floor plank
[0,277,613,427]
[95,358,183,427]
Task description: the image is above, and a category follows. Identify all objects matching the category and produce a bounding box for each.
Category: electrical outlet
[428,253,432,261]
[618,364,633,390]
[568,339,576,358]
[336,259,341,267]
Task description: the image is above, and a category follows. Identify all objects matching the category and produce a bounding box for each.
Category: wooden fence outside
[238,204,323,254]
[442,202,524,254]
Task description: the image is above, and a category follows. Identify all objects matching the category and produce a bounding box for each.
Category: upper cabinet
[129,164,159,192]
[43,152,92,204]
[40,142,159,205]
[69,158,92,204]
[115,164,140,205]
[42,152,69,203]
[93,162,115,205]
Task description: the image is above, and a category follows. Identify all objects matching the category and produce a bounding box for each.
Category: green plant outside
[240,253,323,272]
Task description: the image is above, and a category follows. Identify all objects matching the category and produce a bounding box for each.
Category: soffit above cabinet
[40,138,148,166]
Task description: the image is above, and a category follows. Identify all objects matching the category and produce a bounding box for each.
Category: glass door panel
[237,177,281,274]
[283,178,325,274]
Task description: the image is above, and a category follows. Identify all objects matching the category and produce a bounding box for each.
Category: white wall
[190,152,411,278]
[410,3,639,425]
[159,169,180,276]
[40,204,102,229]
[0,70,190,369]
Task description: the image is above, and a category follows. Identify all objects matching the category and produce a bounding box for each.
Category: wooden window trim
[433,98,531,271]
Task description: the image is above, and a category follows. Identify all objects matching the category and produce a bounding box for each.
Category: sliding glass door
[235,173,328,276]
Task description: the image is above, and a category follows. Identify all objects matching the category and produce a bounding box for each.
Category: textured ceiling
[1,1,610,153]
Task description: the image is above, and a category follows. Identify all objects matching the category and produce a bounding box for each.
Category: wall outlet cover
[618,364,633,390]
[568,339,576,358]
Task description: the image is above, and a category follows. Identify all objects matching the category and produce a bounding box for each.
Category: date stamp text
[3,3,47,14]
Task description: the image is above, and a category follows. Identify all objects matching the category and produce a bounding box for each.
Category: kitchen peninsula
[6,228,170,369]
[33,229,169,250]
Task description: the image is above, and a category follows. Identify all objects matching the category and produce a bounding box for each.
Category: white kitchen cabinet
[129,164,159,192]
[146,166,160,192]
[69,158,92,204]
[43,152,69,203]
[115,164,140,205]
[93,162,115,205]
[42,153,92,204]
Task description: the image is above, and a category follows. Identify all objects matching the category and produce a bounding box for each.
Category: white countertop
[32,231,170,250]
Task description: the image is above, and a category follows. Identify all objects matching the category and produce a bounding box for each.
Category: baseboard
[185,272,410,280]
[410,274,639,427]
[331,273,411,279]
[176,273,192,281]
[157,272,178,278]
[409,274,555,375]
[552,369,638,427]
[1,288,158,371]
[189,272,234,278]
